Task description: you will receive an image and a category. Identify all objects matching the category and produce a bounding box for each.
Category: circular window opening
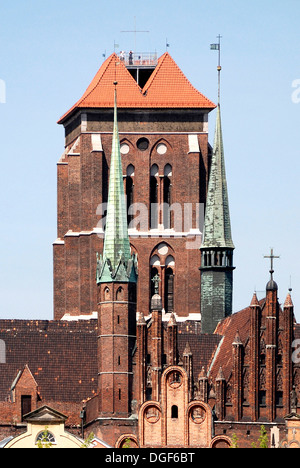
[120,143,130,155]
[137,138,149,151]
[157,143,167,155]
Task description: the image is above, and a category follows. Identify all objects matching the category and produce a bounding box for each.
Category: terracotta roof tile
[58,52,216,123]
[210,299,269,381]
[178,333,222,378]
[0,320,98,402]
[142,53,216,109]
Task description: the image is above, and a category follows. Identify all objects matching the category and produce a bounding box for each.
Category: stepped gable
[58,52,216,123]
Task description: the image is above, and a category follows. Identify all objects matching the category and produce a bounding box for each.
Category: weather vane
[210,34,222,105]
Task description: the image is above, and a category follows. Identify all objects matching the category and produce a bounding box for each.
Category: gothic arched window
[126,165,135,227]
[165,267,174,313]
[150,266,159,298]
[150,164,159,229]
[163,164,172,229]
[150,246,175,313]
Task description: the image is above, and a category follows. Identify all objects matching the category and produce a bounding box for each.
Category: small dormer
[10,365,39,422]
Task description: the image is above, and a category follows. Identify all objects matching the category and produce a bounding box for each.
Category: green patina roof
[201,105,234,250]
[97,86,137,284]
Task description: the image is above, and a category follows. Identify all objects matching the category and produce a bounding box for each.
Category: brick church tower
[1,49,298,450]
[96,84,138,422]
[54,52,216,321]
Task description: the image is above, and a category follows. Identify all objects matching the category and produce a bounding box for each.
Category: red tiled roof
[58,52,216,124]
[142,52,215,109]
[0,320,98,403]
[210,299,266,381]
[210,308,252,381]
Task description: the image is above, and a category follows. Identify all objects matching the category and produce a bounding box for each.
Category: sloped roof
[0,320,98,404]
[178,333,223,379]
[142,52,215,109]
[210,307,252,381]
[58,52,216,123]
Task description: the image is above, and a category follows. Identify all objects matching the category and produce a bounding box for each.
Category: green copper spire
[201,104,234,249]
[200,102,235,334]
[96,83,137,284]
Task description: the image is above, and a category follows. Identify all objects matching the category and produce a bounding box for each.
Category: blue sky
[0,0,299,320]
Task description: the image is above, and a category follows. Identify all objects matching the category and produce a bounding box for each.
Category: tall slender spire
[96,83,137,283]
[200,43,235,333]
[201,104,234,249]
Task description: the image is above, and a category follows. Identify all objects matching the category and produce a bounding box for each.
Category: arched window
[126,165,135,227]
[36,431,56,446]
[165,267,174,313]
[116,287,124,301]
[150,165,159,229]
[150,267,159,298]
[171,405,178,419]
[163,165,172,229]
[150,246,175,312]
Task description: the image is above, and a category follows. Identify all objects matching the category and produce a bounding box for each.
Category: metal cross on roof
[264,248,280,279]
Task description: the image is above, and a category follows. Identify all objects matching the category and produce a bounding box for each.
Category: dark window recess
[259,391,266,407]
[171,405,178,419]
[146,388,152,401]
[150,176,158,229]
[165,268,174,313]
[150,267,159,298]
[137,138,149,151]
[276,391,283,407]
[21,395,32,421]
[163,176,172,229]
[126,176,134,226]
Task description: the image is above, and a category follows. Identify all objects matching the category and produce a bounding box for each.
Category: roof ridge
[58,52,216,123]
[78,53,144,105]
[76,54,116,107]
[142,52,167,94]
[142,51,216,108]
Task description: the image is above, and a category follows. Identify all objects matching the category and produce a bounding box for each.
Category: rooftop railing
[119,52,158,67]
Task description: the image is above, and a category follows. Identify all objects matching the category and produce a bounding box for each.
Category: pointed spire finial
[97,76,137,283]
[284,292,294,309]
[250,292,260,308]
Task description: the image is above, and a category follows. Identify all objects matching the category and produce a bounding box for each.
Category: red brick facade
[0,52,299,449]
[54,127,210,320]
